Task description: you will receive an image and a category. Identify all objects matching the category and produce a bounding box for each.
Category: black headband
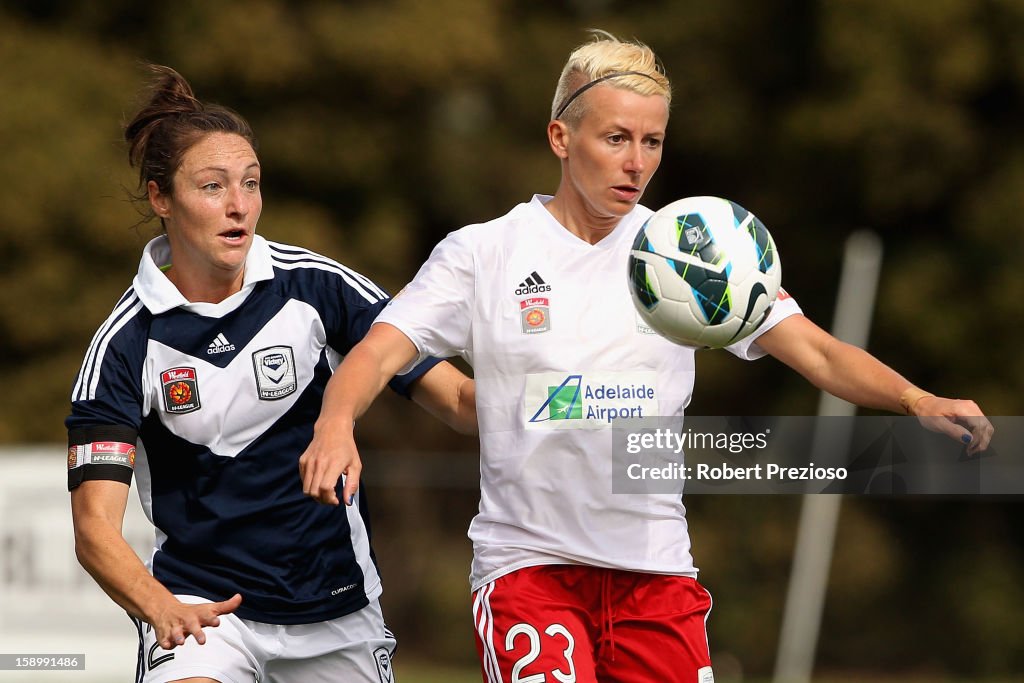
[554,70,662,120]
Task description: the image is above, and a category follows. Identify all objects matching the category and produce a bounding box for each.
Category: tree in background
[0,1,1021,677]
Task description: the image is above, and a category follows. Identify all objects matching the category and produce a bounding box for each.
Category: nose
[623,145,644,175]
[225,185,249,219]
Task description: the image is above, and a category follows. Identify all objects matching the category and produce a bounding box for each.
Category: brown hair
[124,65,256,219]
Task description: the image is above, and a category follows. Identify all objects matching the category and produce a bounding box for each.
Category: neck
[164,265,245,304]
[545,193,621,245]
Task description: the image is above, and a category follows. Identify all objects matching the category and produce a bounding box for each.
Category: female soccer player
[300,32,993,683]
[66,65,474,683]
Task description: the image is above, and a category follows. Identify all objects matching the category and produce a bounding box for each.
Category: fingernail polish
[961,434,973,444]
[348,494,355,505]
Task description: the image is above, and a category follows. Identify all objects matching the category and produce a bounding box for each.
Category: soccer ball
[628,196,782,348]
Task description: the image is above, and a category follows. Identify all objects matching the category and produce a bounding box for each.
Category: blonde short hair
[551,29,671,127]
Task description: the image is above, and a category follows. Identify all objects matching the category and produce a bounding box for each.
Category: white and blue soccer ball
[628,196,782,348]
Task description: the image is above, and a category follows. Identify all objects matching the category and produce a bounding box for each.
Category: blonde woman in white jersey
[299,31,993,683]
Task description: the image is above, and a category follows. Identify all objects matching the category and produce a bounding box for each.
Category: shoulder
[71,286,151,402]
[264,240,390,304]
[89,286,152,349]
[265,240,342,273]
[436,200,539,254]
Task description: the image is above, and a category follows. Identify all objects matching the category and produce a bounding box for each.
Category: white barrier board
[0,446,152,682]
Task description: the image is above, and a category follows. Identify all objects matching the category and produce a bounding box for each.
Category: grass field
[395,662,480,683]
[392,663,1022,683]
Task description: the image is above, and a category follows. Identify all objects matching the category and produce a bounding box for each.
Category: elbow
[72,521,94,566]
[455,380,478,435]
[72,530,95,575]
[453,416,479,436]
[412,370,478,434]
[442,401,478,436]
[74,541,95,575]
[71,517,106,576]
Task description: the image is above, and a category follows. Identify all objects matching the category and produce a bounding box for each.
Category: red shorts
[472,565,714,683]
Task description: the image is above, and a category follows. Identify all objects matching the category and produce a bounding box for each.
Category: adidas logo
[206,333,236,355]
[515,271,552,296]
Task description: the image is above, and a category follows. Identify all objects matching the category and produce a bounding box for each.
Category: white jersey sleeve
[725,288,803,361]
[376,227,476,373]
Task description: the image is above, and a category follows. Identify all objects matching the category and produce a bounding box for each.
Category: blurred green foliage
[1,0,1021,678]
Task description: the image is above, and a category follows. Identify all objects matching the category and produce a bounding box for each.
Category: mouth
[220,228,249,243]
[612,185,641,201]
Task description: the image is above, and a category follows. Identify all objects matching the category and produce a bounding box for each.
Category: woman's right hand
[150,593,243,649]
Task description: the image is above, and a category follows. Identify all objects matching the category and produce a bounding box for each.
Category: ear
[147,180,170,219]
[547,120,570,159]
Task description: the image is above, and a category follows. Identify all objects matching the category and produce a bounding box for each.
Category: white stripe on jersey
[343,488,384,602]
[339,265,389,300]
[272,258,384,304]
[473,582,502,683]
[315,253,390,299]
[271,243,390,299]
[291,247,389,300]
[72,289,145,401]
[268,245,387,304]
[72,287,133,401]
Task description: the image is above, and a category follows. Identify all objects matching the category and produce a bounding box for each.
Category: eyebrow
[193,162,261,174]
[604,123,666,137]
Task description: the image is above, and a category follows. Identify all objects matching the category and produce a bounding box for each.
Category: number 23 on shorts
[476,615,586,683]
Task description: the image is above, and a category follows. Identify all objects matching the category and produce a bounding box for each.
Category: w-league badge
[161,367,201,414]
[520,297,551,334]
[252,346,297,400]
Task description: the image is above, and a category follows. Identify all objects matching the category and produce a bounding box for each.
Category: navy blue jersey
[67,236,438,624]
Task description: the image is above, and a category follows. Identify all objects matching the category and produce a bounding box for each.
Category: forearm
[302,324,420,505]
[316,342,393,435]
[800,338,916,414]
[309,321,417,471]
[76,507,245,649]
[759,314,992,451]
[74,515,177,624]
[758,315,920,414]
[411,363,478,435]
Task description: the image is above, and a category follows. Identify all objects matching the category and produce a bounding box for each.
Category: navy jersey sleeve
[339,292,441,398]
[66,298,148,490]
[278,248,442,398]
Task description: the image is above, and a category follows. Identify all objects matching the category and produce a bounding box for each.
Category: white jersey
[377,195,802,589]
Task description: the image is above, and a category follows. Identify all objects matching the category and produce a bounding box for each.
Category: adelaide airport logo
[525,372,658,430]
[529,375,583,423]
